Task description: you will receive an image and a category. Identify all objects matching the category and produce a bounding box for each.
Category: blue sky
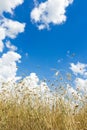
[16,0,87,78]
[0,0,87,81]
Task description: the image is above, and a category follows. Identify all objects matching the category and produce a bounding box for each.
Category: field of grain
[0,75,87,130]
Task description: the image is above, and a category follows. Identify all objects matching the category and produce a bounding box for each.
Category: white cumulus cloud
[2,18,25,39]
[0,0,24,15]
[0,0,25,52]
[31,0,73,30]
[75,78,87,92]
[0,51,21,81]
[0,0,25,82]
[70,62,87,76]
[0,27,6,52]
[0,0,26,82]
[0,18,25,52]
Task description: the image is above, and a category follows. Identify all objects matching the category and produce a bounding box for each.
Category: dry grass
[0,78,87,130]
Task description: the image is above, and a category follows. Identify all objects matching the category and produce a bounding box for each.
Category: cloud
[75,78,87,92]
[2,18,25,39]
[0,0,25,52]
[0,27,6,52]
[31,0,73,30]
[22,73,52,96]
[70,62,87,76]
[0,0,24,15]
[0,41,4,52]
[70,62,87,95]
[23,73,39,89]
[5,41,17,51]
[0,18,25,52]
[0,0,26,82]
[66,84,79,98]
[0,51,21,81]
[22,73,50,95]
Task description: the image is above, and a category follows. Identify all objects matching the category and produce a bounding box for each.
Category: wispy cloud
[5,41,17,51]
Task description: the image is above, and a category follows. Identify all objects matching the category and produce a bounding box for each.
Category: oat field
[0,76,87,130]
